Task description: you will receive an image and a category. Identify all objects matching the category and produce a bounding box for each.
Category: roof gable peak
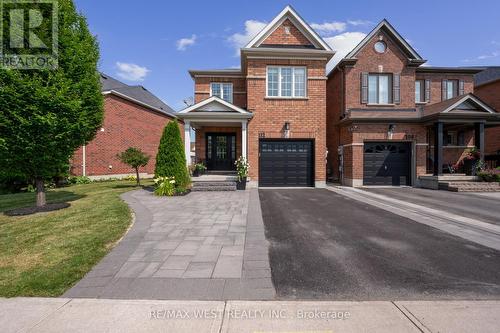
[244,5,331,51]
[345,19,423,61]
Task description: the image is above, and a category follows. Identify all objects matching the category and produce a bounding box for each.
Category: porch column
[474,122,485,162]
[242,120,248,160]
[433,121,443,176]
[184,121,191,166]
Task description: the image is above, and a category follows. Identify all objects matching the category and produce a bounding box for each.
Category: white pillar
[242,120,248,160]
[82,145,86,176]
[184,121,191,166]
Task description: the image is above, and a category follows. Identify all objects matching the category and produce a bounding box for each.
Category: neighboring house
[178,6,334,187]
[474,67,500,156]
[326,20,500,187]
[70,73,178,179]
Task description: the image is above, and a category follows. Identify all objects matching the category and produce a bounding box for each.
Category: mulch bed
[4,202,71,216]
[143,186,191,196]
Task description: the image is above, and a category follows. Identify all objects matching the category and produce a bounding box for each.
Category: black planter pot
[236,177,247,190]
[463,159,476,176]
[192,170,200,177]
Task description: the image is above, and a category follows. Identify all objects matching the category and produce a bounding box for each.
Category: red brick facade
[326,25,489,186]
[474,80,500,155]
[190,17,329,185]
[262,18,313,47]
[70,94,178,177]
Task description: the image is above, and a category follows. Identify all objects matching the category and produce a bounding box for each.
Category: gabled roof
[474,66,500,87]
[244,5,332,51]
[100,73,176,117]
[345,19,424,62]
[422,94,496,116]
[177,96,253,119]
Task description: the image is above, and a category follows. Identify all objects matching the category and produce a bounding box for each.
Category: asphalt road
[362,187,500,226]
[259,189,500,300]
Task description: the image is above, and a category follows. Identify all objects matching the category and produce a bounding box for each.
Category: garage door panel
[363,142,411,186]
[259,140,314,187]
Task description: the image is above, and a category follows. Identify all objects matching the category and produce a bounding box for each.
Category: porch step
[191,180,237,192]
[439,181,500,192]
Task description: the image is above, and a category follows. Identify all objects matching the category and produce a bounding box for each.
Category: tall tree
[155,120,190,189]
[0,0,103,206]
[117,147,150,186]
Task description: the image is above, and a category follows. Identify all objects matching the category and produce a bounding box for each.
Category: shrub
[117,147,150,186]
[154,120,190,188]
[69,176,92,184]
[154,176,176,196]
[477,169,500,182]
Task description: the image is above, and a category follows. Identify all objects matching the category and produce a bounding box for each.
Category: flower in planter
[234,156,249,182]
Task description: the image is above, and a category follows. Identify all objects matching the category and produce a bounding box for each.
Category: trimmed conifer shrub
[154,120,190,189]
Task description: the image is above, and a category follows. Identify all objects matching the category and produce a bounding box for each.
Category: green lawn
[0,180,149,297]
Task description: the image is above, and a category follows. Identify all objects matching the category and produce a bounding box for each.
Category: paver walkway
[64,189,275,300]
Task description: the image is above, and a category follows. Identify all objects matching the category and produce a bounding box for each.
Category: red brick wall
[344,30,417,110]
[474,80,500,155]
[261,19,313,47]
[415,73,474,104]
[326,68,343,178]
[246,58,327,182]
[70,94,177,177]
[194,76,247,108]
[194,126,242,165]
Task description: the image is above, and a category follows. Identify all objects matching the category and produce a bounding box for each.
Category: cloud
[115,62,150,81]
[324,32,367,73]
[176,34,197,51]
[347,19,373,26]
[228,20,267,55]
[311,22,346,33]
[462,50,500,63]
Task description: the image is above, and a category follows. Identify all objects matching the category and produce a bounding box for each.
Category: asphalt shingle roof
[100,73,176,117]
[474,67,500,87]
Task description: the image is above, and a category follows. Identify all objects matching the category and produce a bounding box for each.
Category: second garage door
[363,142,411,186]
[259,140,314,187]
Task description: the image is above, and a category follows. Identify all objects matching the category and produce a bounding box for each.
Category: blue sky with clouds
[74,0,500,111]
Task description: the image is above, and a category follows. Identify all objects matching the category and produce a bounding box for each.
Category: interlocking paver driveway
[64,189,275,300]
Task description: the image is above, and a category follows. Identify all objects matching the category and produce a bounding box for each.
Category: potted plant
[192,163,207,177]
[235,156,249,190]
[463,147,481,175]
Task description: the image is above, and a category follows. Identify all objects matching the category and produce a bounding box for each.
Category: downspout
[82,145,86,176]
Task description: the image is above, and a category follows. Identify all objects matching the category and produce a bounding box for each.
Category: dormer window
[210,83,233,103]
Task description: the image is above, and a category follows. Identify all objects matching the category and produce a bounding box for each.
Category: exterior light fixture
[284,122,290,139]
[388,124,395,139]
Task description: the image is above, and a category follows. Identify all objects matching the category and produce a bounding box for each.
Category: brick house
[326,20,500,187]
[474,67,500,157]
[70,73,178,179]
[178,6,334,187]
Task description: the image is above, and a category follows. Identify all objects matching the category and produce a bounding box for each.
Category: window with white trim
[267,66,307,98]
[210,83,233,103]
[368,74,392,104]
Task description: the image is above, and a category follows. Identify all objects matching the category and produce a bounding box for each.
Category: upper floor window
[210,82,233,103]
[267,66,306,98]
[446,80,458,99]
[415,79,425,103]
[368,74,392,104]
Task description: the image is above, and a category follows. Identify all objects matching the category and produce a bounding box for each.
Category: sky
[74,0,500,111]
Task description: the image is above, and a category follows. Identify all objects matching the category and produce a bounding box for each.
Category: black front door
[206,133,236,170]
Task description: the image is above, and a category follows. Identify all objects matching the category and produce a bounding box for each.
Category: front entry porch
[419,94,500,191]
[177,96,253,173]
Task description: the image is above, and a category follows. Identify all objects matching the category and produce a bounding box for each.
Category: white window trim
[266,66,307,98]
[415,79,425,103]
[210,82,233,103]
[368,73,392,105]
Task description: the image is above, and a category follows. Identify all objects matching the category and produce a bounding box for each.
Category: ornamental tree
[154,120,190,189]
[117,147,150,186]
[0,0,103,207]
